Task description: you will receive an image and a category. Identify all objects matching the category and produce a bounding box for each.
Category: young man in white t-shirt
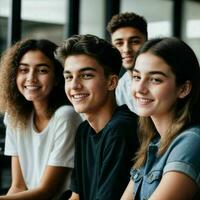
[107,12,148,113]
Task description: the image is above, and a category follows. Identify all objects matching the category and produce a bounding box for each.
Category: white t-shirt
[4,105,82,198]
[115,72,136,113]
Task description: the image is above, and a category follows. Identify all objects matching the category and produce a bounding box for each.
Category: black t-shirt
[70,105,139,200]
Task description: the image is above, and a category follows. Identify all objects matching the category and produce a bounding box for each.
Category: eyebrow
[64,66,97,74]
[114,36,142,42]
[133,68,168,77]
[19,63,50,67]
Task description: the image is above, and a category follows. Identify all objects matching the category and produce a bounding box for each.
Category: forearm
[0,187,52,200]
[6,185,27,195]
[120,180,134,200]
[68,192,80,200]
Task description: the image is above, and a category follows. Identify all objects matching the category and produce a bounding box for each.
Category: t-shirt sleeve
[48,106,82,168]
[164,129,200,187]
[4,114,18,156]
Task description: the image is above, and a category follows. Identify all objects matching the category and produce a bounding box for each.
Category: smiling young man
[107,12,148,113]
[55,34,139,200]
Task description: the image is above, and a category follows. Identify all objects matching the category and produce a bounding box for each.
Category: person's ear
[178,80,192,99]
[107,75,118,91]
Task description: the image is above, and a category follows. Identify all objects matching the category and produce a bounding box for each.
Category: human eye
[132,72,141,81]
[38,66,49,74]
[64,74,72,82]
[130,38,142,45]
[114,41,123,47]
[18,66,28,74]
[80,73,94,79]
[150,76,162,84]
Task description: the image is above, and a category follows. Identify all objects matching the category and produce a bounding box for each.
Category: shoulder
[3,112,9,125]
[172,125,200,145]
[52,106,82,129]
[75,120,90,140]
[100,106,139,152]
[119,72,130,83]
[166,125,200,164]
[105,105,138,136]
[111,105,138,125]
[76,120,89,132]
[184,125,200,136]
[116,72,131,90]
[164,126,200,185]
[54,105,81,120]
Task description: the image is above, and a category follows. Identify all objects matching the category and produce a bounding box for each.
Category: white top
[115,72,136,113]
[4,105,82,198]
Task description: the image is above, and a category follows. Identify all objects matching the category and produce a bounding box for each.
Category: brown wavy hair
[133,37,200,168]
[0,39,70,129]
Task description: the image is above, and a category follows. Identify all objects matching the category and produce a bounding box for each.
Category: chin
[74,108,82,113]
[137,110,151,117]
[25,97,35,101]
[73,106,86,114]
[123,65,133,71]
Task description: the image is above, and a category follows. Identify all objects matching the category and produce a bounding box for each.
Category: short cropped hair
[107,12,148,39]
[55,34,122,77]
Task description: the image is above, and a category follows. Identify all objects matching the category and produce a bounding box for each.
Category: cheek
[64,88,70,100]
[43,78,55,90]
[115,46,122,53]
[16,76,22,88]
[131,81,137,96]
[155,85,177,103]
[64,83,70,94]
[132,45,141,53]
[92,84,107,98]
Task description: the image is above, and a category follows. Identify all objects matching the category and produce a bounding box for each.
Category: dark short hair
[107,12,148,39]
[55,34,122,77]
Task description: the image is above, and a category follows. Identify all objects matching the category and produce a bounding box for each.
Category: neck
[33,102,50,132]
[151,114,173,137]
[84,98,117,133]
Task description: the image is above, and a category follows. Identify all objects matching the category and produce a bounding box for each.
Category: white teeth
[72,94,88,99]
[137,97,152,104]
[25,86,39,90]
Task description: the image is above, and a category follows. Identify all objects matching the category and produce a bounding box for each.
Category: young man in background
[107,12,148,113]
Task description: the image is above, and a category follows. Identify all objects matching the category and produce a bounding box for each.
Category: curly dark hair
[107,12,148,39]
[0,39,70,129]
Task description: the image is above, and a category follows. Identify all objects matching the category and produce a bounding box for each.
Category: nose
[122,42,131,53]
[132,78,148,95]
[27,70,37,82]
[71,77,82,90]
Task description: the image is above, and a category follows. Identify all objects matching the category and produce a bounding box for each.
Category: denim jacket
[131,126,200,200]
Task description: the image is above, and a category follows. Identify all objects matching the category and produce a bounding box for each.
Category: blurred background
[0,0,200,194]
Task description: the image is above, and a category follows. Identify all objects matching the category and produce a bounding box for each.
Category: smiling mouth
[123,56,133,60]
[123,57,134,64]
[136,97,153,105]
[25,86,40,90]
[71,93,89,101]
